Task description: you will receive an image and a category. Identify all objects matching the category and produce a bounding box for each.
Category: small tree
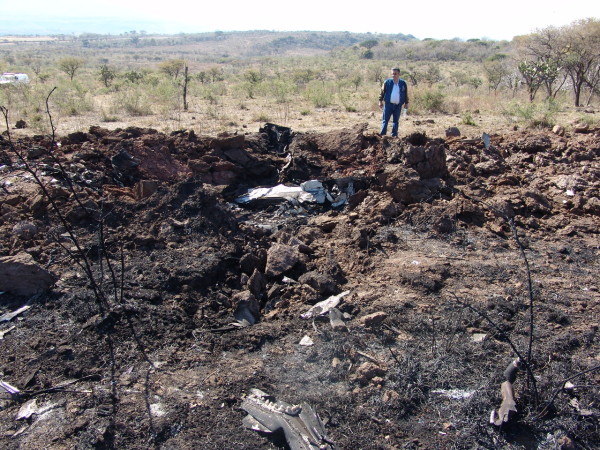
[369,66,384,84]
[123,70,144,84]
[359,39,379,50]
[59,57,84,81]
[518,61,556,102]
[196,71,208,84]
[159,59,185,80]
[561,19,600,106]
[99,64,116,88]
[422,65,443,85]
[483,56,511,93]
[209,67,224,82]
[468,77,483,89]
[349,73,363,92]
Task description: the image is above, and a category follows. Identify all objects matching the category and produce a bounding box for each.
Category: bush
[304,80,334,108]
[461,112,477,126]
[112,88,152,116]
[54,83,94,116]
[502,98,560,129]
[417,88,446,113]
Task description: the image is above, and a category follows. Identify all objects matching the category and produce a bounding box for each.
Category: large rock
[376,165,432,204]
[265,244,299,277]
[402,143,448,179]
[298,271,338,296]
[0,253,57,296]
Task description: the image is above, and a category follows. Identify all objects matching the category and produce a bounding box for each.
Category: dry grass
[7,87,596,142]
[1,32,598,140]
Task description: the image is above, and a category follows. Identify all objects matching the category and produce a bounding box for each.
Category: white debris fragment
[299,335,314,346]
[300,290,351,319]
[236,183,323,204]
[0,305,31,323]
[235,179,349,206]
[16,399,38,420]
[432,388,476,400]
[0,326,15,339]
[471,333,487,343]
[0,380,21,395]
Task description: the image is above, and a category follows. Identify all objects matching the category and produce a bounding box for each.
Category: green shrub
[338,91,358,112]
[502,98,560,129]
[576,114,599,127]
[30,113,46,133]
[461,112,477,126]
[112,88,152,116]
[265,78,294,104]
[417,88,446,113]
[54,84,94,116]
[304,80,333,108]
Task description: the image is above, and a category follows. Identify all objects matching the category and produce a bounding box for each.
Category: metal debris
[0,325,15,339]
[0,305,31,323]
[235,179,354,207]
[490,358,520,426]
[235,180,332,205]
[482,132,491,150]
[241,388,335,450]
[328,308,348,332]
[300,291,350,320]
[299,335,314,346]
[0,380,21,396]
[432,388,476,400]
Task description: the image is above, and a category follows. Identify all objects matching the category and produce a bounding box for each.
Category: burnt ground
[0,121,599,449]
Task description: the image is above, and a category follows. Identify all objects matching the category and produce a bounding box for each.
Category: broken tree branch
[450,293,539,404]
[508,217,535,398]
[451,187,539,405]
[535,363,600,420]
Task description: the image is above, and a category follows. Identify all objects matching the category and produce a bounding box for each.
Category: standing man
[378,67,409,137]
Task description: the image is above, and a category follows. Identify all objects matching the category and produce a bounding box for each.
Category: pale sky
[2,0,600,40]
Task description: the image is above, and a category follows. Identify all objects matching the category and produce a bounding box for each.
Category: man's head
[391,68,400,80]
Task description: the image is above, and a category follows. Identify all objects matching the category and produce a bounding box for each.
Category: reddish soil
[0,122,598,449]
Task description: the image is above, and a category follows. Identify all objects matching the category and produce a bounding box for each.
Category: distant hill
[0,28,418,61]
[0,15,416,45]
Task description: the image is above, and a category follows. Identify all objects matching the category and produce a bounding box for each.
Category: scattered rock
[298,271,338,296]
[265,243,299,277]
[12,221,38,240]
[0,252,57,296]
[350,362,387,385]
[358,311,388,328]
[445,127,461,137]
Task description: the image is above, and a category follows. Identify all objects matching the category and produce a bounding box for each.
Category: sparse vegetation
[0,20,598,137]
[461,111,477,126]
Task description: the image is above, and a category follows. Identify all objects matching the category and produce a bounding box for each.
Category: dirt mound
[0,123,599,449]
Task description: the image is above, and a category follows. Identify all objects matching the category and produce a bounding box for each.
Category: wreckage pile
[0,121,599,449]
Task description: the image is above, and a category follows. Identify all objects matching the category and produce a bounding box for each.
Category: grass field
[1,30,598,138]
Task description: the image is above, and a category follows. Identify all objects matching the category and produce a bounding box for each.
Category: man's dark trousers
[380,102,402,136]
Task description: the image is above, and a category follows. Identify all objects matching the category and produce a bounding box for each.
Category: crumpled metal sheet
[235,180,336,205]
[300,291,350,320]
[241,388,335,450]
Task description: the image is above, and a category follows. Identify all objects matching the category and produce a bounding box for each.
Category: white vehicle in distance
[0,73,30,84]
